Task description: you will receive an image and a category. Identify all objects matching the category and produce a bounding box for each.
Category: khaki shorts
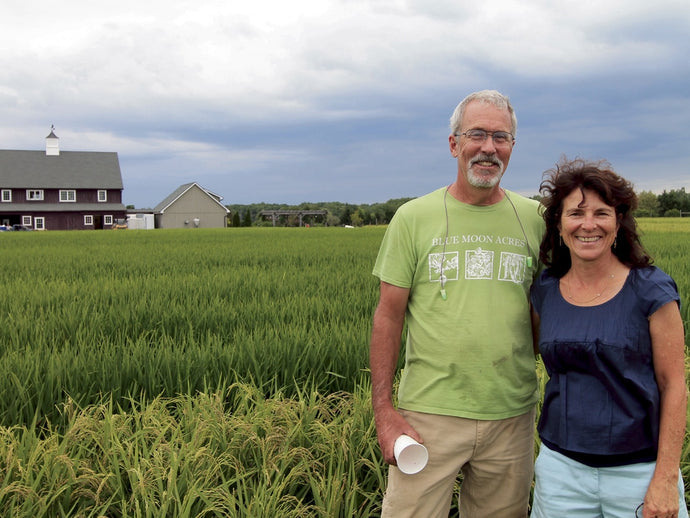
[381,408,536,518]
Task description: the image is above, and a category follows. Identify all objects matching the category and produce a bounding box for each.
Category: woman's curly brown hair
[538,157,652,277]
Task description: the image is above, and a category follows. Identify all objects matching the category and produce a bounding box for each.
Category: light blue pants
[531,444,688,518]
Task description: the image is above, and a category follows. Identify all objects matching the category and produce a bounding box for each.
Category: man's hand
[374,405,424,465]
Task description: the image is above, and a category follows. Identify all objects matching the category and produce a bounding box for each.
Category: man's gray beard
[467,167,504,188]
[466,154,505,188]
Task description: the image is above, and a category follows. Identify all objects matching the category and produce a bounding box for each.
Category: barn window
[60,190,76,202]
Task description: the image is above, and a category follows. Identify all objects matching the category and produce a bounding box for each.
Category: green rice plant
[0,382,385,517]
[0,228,383,428]
[638,218,690,345]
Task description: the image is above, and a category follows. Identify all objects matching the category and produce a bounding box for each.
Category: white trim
[1,189,11,202]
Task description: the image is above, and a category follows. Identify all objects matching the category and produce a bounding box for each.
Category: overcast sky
[1,0,688,208]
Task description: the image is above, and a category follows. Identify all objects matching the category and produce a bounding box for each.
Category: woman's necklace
[564,272,616,304]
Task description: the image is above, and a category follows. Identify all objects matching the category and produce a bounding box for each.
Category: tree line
[635,188,690,217]
[226,188,690,227]
[226,198,414,227]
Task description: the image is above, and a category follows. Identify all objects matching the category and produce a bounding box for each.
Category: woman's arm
[643,300,687,518]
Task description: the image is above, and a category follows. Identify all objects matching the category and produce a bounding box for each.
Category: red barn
[0,128,126,230]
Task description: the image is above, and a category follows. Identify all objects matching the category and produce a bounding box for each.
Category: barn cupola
[45,125,59,156]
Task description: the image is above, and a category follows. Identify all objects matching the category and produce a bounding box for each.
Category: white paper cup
[394,434,428,474]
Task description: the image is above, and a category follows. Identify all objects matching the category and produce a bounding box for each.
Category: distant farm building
[154,182,229,229]
[0,128,126,230]
[126,211,155,230]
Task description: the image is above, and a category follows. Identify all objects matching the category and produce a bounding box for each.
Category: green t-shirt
[373,187,545,420]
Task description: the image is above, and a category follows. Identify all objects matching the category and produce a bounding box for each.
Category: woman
[530,158,687,518]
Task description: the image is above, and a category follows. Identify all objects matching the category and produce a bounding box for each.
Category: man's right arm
[370,281,423,465]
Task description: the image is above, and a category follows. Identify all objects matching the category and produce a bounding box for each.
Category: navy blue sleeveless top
[531,266,680,467]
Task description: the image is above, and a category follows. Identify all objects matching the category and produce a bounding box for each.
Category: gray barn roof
[0,150,123,189]
[154,182,229,213]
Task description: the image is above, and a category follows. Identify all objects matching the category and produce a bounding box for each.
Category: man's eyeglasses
[456,129,514,146]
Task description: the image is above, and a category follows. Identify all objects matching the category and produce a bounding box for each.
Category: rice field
[0,219,688,517]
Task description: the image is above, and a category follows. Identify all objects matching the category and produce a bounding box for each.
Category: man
[370,90,544,517]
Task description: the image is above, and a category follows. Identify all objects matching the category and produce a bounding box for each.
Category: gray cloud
[0,0,688,207]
